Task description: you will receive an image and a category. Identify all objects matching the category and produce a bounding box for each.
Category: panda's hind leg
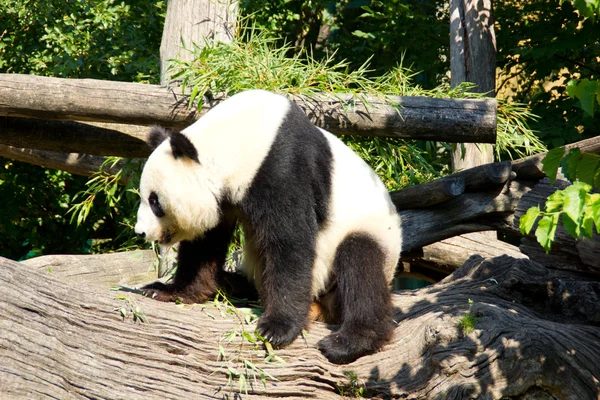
[318,233,395,364]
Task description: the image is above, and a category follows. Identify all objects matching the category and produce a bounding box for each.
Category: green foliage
[457,299,479,336]
[68,157,146,252]
[0,159,91,259]
[495,0,600,147]
[0,0,164,259]
[337,370,365,398]
[208,291,280,396]
[241,0,449,88]
[520,148,600,252]
[326,0,448,88]
[563,0,600,21]
[0,0,165,81]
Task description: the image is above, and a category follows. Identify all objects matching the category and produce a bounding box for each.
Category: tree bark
[2,254,599,399]
[450,0,496,171]
[0,74,497,146]
[160,0,238,85]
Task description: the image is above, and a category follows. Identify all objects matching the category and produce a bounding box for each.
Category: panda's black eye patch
[149,192,165,218]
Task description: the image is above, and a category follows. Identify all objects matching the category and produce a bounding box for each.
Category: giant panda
[134,89,402,364]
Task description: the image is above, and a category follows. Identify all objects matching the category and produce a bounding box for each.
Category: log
[0,144,117,178]
[20,250,158,288]
[392,161,512,210]
[397,179,535,253]
[2,254,599,398]
[403,233,527,276]
[0,116,151,157]
[0,74,497,147]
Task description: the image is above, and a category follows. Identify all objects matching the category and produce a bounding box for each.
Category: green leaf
[566,78,599,116]
[542,147,565,184]
[582,202,595,238]
[577,153,600,186]
[535,214,559,253]
[545,190,565,213]
[563,182,592,222]
[520,206,541,235]
[561,148,581,182]
[562,213,579,239]
[587,193,600,233]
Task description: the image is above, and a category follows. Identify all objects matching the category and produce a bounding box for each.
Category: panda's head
[134,126,221,246]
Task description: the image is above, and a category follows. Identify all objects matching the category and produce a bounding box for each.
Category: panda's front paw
[257,315,302,347]
[141,282,177,302]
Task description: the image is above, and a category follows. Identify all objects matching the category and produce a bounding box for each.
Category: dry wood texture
[449,0,496,171]
[2,254,599,399]
[160,0,237,85]
[0,74,497,149]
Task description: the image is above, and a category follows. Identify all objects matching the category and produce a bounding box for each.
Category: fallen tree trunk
[400,233,528,282]
[0,74,497,146]
[2,254,599,399]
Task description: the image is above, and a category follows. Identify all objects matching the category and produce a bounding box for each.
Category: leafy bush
[0,0,164,81]
[495,0,600,147]
[0,0,165,259]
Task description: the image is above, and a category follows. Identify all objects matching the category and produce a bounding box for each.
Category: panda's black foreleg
[142,216,236,304]
[318,233,394,364]
[254,236,315,347]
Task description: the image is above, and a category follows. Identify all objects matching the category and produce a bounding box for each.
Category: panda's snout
[134,223,146,239]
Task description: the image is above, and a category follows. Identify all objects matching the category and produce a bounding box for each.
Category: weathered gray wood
[397,179,533,253]
[20,250,158,287]
[0,144,117,178]
[0,74,497,143]
[412,233,527,270]
[515,178,600,274]
[393,161,513,210]
[3,255,599,398]
[449,0,496,172]
[0,116,151,157]
[160,0,237,85]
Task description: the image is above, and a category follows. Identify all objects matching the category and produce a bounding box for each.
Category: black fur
[239,101,332,347]
[149,191,165,218]
[148,126,172,150]
[317,233,394,364]
[170,131,200,163]
[142,208,237,304]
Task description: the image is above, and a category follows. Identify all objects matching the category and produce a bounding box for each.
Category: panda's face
[134,130,221,246]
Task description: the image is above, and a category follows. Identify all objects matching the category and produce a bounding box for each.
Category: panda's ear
[148,126,172,150]
[170,132,200,163]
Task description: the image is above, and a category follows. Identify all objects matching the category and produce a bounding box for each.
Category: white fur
[310,130,401,296]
